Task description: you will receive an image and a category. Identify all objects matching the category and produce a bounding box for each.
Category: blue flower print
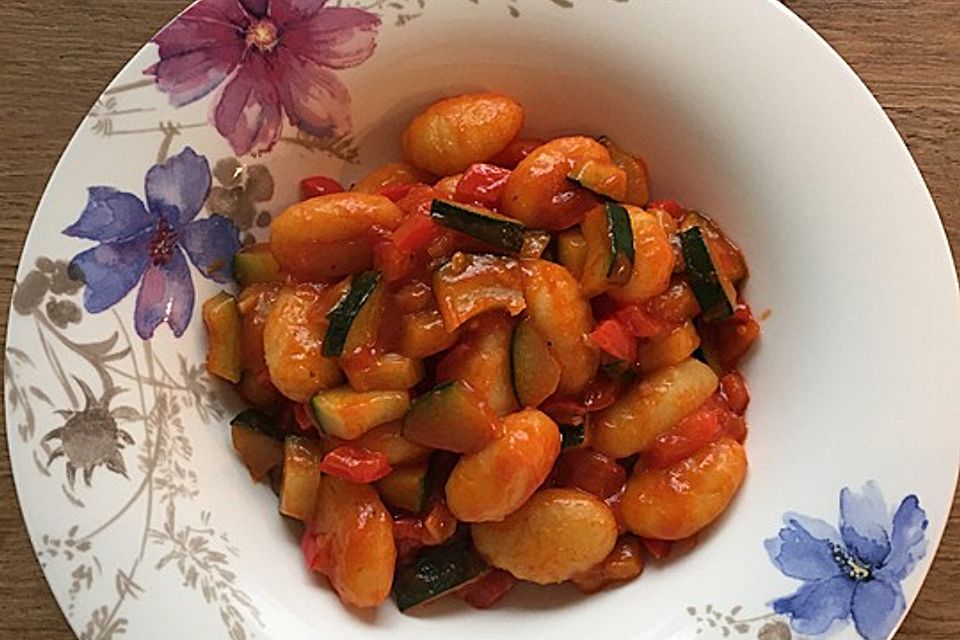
[64,148,241,340]
[765,482,928,640]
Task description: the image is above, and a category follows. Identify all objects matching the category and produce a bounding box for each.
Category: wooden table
[0,1,956,638]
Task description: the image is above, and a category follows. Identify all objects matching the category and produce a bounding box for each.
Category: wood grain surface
[0,1,957,638]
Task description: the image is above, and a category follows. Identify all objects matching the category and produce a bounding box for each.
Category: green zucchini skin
[430,199,526,253]
[560,424,586,449]
[604,202,635,284]
[392,534,489,612]
[230,409,286,441]
[679,226,735,321]
[323,270,382,357]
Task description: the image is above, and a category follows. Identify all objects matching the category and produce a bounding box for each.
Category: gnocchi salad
[203,92,760,611]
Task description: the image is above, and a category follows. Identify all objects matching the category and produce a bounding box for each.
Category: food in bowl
[202,92,760,610]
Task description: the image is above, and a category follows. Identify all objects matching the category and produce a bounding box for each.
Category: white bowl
[7,1,958,639]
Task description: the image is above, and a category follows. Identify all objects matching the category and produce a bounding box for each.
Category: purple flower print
[765,482,928,640]
[146,0,380,156]
[64,148,241,340]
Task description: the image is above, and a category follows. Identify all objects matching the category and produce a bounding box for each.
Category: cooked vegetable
[300,175,345,199]
[233,244,282,287]
[700,304,761,372]
[592,358,718,459]
[453,163,512,209]
[392,533,488,612]
[230,411,285,481]
[202,292,243,383]
[263,287,343,402]
[433,253,526,331]
[635,321,701,373]
[556,228,588,279]
[311,387,411,440]
[679,226,737,321]
[398,309,459,358]
[620,438,747,540]
[606,206,675,303]
[402,92,525,176]
[376,461,429,513]
[460,569,517,609]
[570,536,645,594]
[560,424,587,449]
[567,158,628,201]
[330,420,430,467]
[323,270,385,357]
[445,408,560,522]
[472,488,618,584]
[403,381,500,453]
[343,353,425,392]
[438,313,519,416]
[511,317,562,407]
[679,210,748,283]
[430,199,525,252]
[279,436,324,521]
[319,445,393,483]
[598,136,650,206]
[307,476,396,607]
[521,259,599,396]
[552,448,625,500]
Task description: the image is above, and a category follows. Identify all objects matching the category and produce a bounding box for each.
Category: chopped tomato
[582,374,621,412]
[614,304,671,338]
[378,182,418,202]
[319,446,392,483]
[293,402,319,433]
[645,406,724,469]
[719,371,750,415]
[539,398,588,426]
[454,163,512,209]
[301,528,330,572]
[646,199,685,220]
[640,537,672,560]
[702,304,760,371]
[553,449,626,500]
[422,501,458,545]
[588,318,637,362]
[392,213,441,252]
[392,516,426,564]
[300,176,345,200]
[461,569,517,609]
[395,184,438,217]
[487,137,543,169]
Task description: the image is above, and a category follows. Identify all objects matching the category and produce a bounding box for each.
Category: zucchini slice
[433,253,526,332]
[403,381,500,454]
[279,436,324,521]
[560,424,587,450]
[580,203,636,294]
[310,386,411,440]
[679,226,736,321]
[202,292,243,383]
[604,202,635,283]
[567,159,628,202]
[557,228,588,280]
[343,353,425,392]
[230,411,285,481]
[392,534,489,612]
[323,271,384,357]
[233,243,282,287]
[376,461,429,513]
[511,317,562,408]
[597,137,650,206]
[430,199,526,253]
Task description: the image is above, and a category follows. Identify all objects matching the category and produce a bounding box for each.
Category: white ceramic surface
[6,1,958,639]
